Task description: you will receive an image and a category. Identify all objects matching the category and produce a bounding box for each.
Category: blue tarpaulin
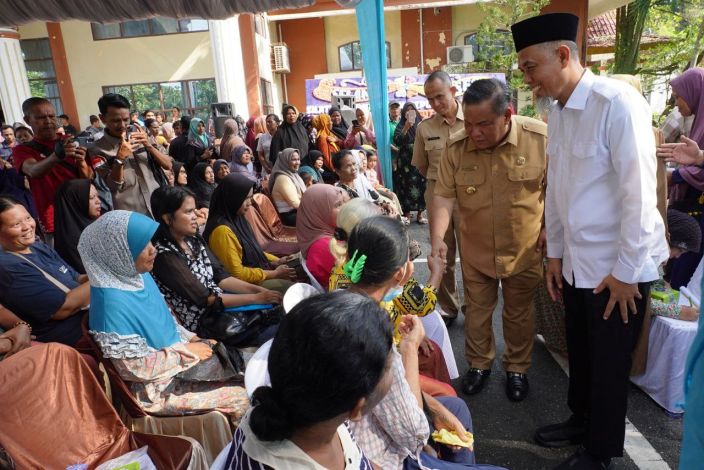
[354,0,392,189]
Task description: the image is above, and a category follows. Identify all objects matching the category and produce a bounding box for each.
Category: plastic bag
[95,446,156,470]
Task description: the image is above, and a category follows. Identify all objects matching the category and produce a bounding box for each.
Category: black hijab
[172,161,186,186]
[328,105,349,140]
[54,179,96,274]
[394,102,423,144]
[187,162,216,209]
[269,105,309,164]
[203,173,272,269]
[302,150,324,182]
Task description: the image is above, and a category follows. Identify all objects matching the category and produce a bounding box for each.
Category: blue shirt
[0,242,82,345]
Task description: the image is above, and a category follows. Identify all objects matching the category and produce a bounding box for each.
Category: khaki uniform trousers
[425,179,462,316]
[462,260,542,373]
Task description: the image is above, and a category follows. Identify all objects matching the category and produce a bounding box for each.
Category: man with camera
[89,93,172,218]
[13,97,93,245]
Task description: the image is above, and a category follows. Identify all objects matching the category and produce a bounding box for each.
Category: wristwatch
[113,158,125,167]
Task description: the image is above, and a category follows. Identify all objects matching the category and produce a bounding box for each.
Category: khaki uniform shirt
[411,100,464,181]
[435,115,547,279]
[89,133,160,217]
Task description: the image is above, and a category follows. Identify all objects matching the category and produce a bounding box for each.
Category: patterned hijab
[269,148,307,195]
[78,210,181,351]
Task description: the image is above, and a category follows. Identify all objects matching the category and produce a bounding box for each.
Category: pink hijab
[671,68,704,192]
[296,184,347,258]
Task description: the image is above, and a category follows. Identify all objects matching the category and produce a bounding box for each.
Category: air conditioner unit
[446,45,474,65]
[271,43,290,74]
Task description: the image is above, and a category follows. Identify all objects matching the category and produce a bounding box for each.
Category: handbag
[196,298,283,349]
[177,341,245,383]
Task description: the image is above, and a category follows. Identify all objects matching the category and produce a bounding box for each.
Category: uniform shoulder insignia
[519,117,547,137]
[448,128,468,146]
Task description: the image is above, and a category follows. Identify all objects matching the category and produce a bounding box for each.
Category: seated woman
[0,197,90,346]
[172,161,188,187]
[300,149,326,184]
[343,217,504,470]
[205,173,297,294]
[151,185,282,332]
[54,179,102,274]
[78,209,249,420]
[296,184,349,288]
[188,162,216,209]
[212,159,230,184]
[269,148,306,226]
[229,146,259,189]
[333,149,399,218]
[213,291,392,469]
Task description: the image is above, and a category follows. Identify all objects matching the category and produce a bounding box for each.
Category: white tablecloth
[631,315,699,414]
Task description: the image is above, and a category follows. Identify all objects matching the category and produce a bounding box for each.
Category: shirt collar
[442,99,463,126]
[564,69,595,111]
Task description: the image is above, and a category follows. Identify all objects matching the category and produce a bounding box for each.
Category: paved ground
[406,222,684,470]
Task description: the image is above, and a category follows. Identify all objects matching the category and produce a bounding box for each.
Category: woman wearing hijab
[344,108,376,149]
[229,145,258,185]
[296,185,349,288]
[184,117,214,172]
[328,106,349,142]
[244,116,258,150]
[665,68,704,289]
[188,162,216,209]
[219,119,246,165]
[212,159,230,184]
[269,148,307,226]
[204,173,297,294]
[77,210,249,420]
[172,160,188,187]
[53,180,102,274]
[393,102,427,224]
[300,149,325,184]
[312,114,338,171]
[268,105,309,165]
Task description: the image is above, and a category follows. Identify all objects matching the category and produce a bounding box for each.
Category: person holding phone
[343,108,376,149]
[393,102,427,224]
[89,93,172,218]
[12,97,93,245]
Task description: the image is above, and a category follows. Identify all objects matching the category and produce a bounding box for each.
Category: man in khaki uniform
[430,79,546,401]
[412,71,464,322]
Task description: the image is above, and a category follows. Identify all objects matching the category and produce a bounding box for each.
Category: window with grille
[338,41,391,72]
[20,38,63,115]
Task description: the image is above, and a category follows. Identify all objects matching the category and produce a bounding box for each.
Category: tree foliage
[613,0,651,74]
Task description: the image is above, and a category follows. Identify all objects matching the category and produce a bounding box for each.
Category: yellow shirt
[208,225,278,284]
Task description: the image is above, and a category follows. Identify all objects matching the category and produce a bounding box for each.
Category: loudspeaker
[211,102,235,117]
[213,115,233,139]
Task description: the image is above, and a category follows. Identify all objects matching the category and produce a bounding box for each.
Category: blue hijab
[78,210,181,350]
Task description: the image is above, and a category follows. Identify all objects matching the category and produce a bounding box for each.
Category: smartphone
[352,119,359,127]
[125,124,136,141]
[75,135,94,149]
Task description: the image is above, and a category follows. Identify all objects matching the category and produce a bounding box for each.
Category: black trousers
[562,277,651,458]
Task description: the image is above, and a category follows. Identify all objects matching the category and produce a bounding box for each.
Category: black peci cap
[511,13,579,53]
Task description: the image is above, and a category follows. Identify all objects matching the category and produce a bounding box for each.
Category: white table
[631,315,699,415]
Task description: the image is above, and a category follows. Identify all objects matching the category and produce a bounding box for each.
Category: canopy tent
[0,0,314,26]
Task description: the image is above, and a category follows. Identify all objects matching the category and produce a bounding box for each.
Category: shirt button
[466,186,477,195]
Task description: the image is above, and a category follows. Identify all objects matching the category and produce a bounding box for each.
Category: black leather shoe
[535,415,586,448]
[461,368,490,395]
[506,372,529,401]
[554,449,611,469]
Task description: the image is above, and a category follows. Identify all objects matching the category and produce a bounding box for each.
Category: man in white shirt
[512,13,668,470]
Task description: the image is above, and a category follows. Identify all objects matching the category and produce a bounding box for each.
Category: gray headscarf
[268,147,306,195]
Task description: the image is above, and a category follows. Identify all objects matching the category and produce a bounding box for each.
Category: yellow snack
[431,429,475,449]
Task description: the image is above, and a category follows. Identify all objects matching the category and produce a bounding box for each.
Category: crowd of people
[0,11,704,470]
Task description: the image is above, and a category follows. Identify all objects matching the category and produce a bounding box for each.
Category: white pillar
[209,17,249,118]
[0,28,31,125]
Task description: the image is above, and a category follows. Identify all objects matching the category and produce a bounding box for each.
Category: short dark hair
[172,106,180,112]
[58,114,69,120]
[249,291,392,441]
[21,97,51,117]
[265,113,280,123]
[143,109,153,117]
[462,78,510,116]
[347,216,409,286]
[1,125,13,132]
[389,102,401,110]
[144,118,157,129]
[425,70,453,88]
[98,93,131,115]
[155,111,165,119]
[179,115,192,130]
[332,149,354,170]
[173,120,182,129]
[89,115,99,124]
